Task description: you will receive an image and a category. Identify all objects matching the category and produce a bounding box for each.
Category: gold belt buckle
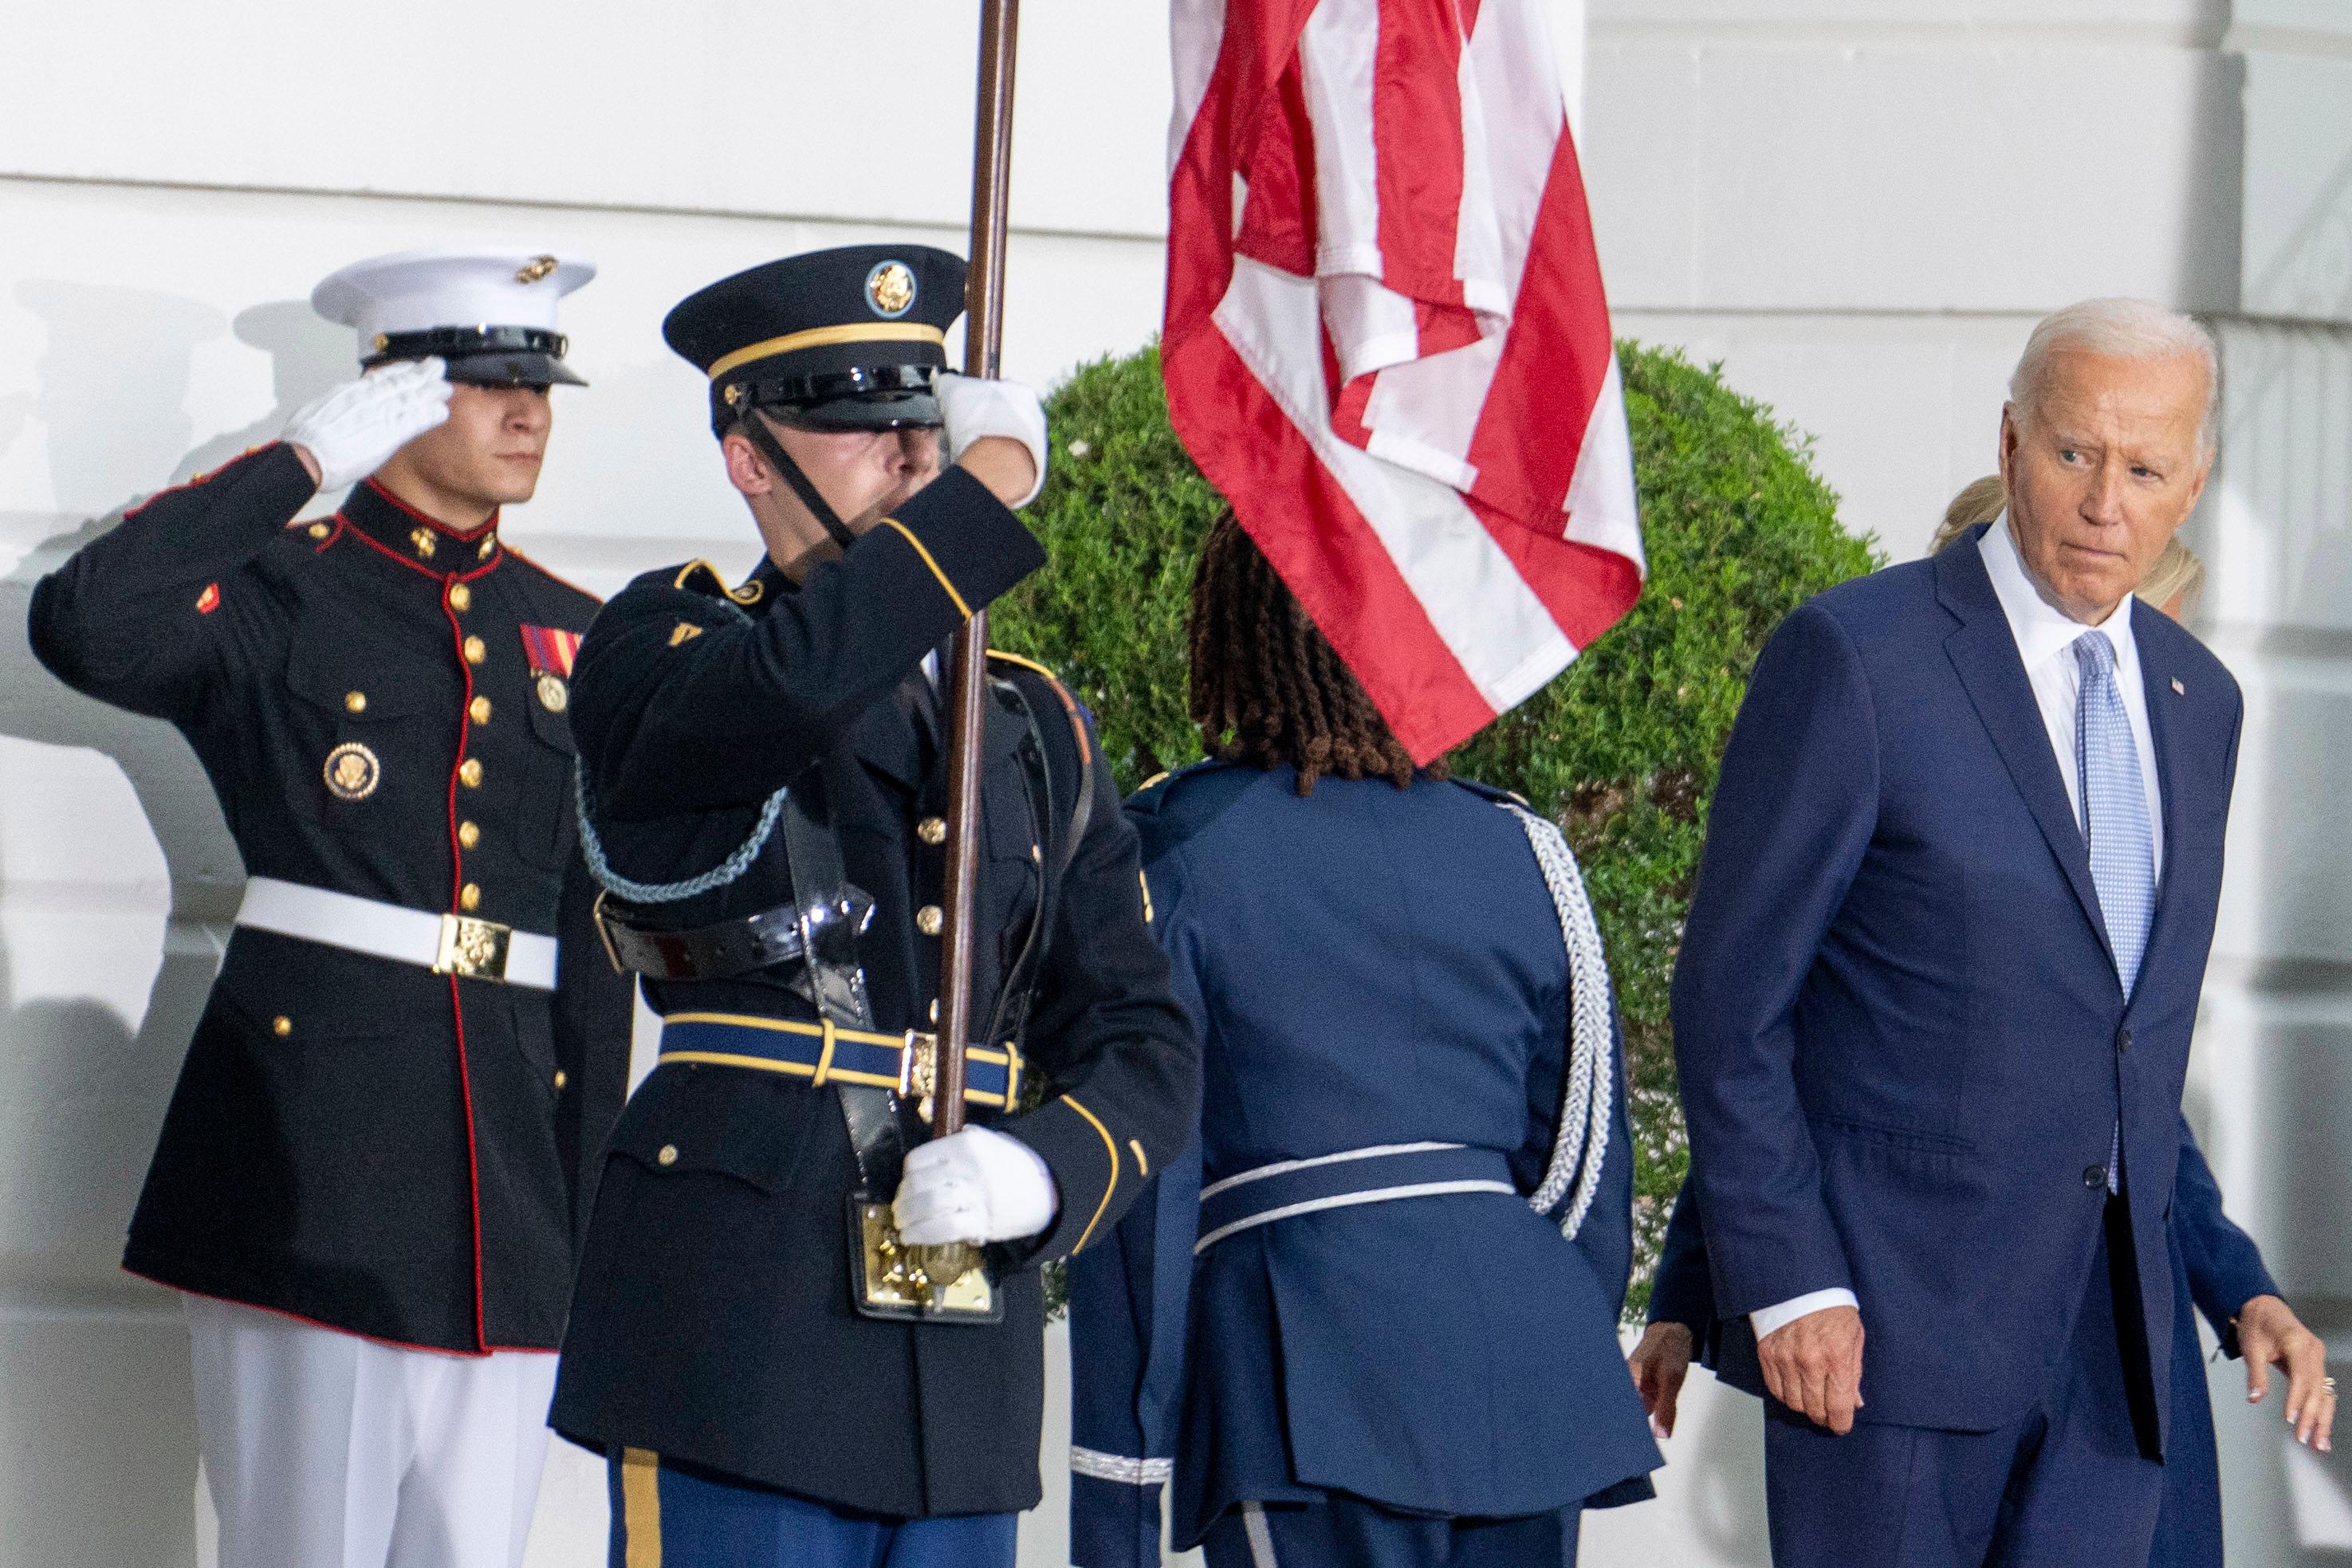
[899,1031,938,1123]
[435,913,513,982]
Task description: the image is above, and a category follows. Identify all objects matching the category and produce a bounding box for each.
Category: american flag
[1163,0,1644,763]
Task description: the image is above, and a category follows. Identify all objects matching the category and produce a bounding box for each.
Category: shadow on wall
[0,282,345,1566]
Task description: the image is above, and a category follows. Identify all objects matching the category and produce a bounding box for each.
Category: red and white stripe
[1164,0,1642,763]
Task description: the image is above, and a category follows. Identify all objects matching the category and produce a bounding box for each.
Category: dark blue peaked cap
[663,244,966,436]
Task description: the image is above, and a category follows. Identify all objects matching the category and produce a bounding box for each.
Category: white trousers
[184,1294,558,1568]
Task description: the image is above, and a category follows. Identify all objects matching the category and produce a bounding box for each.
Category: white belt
[235,876,558,990]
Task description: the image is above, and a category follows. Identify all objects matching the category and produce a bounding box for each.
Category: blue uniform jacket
[1650,1131,2279,1568]
[1672,532,2244,1447]
[1068,764,1661,1566]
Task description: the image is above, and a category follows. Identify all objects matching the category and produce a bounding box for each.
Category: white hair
[2009,297,2220,456]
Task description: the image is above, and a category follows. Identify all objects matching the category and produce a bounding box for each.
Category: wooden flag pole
[930,0,1021,1148]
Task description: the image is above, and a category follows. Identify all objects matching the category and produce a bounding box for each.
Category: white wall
[2,1,2346,1564]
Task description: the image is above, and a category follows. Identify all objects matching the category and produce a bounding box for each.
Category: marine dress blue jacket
[1068,763,1661,1566]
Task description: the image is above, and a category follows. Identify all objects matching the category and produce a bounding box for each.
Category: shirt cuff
[1750,1288,1858,1341]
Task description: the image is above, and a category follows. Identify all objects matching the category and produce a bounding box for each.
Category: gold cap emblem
[515,254,560,285]
[323,742,381,802]
[537,672,568,713]
[866,261,917,319]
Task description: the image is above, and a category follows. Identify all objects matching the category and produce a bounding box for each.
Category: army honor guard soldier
[26,250,636,1568]
[547,246,1199,1567]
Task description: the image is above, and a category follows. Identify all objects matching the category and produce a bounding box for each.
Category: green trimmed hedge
[997,342,1882,1315]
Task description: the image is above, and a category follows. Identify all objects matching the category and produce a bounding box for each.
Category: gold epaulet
[669,559,731,597]
[985,648,1060,682]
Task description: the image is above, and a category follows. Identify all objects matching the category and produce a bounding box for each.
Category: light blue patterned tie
[2075,630,2155,1193]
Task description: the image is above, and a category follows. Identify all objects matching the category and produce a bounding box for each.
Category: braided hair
[1187,512,1432,796]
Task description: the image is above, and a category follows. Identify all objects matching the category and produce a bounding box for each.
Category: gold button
[460,882,482,911]
[463,635,487,665]
[917,817,947,846]
[470,695,491,725]
[307,521,331,540]
[656,1144,679,1167]
[459,757,483,788]
[344,690,367,713]
[448,584,472,612]
[916,905,945,937]
[458,820,480,849]
[553,1070,568,1091]
[272,1015,293,1036]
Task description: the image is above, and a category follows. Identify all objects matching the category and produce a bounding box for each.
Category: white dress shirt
[1748,515,2165,1342]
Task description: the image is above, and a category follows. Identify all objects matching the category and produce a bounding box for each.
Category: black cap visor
[444,351,586,388]
[720,362,942,433]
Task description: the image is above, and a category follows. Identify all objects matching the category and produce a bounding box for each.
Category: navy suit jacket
[1672,530,2244,1445]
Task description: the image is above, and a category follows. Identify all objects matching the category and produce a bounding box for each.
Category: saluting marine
[547,246,1199,1568]
[1068,517,1661,1568]
[27,250,635,1568]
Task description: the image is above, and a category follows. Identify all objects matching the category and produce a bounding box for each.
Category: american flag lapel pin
[2171,678,2186,696]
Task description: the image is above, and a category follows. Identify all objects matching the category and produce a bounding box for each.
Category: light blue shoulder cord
[572,595,792,906]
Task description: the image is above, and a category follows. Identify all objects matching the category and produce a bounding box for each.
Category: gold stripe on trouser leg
[621,1448,663,1568]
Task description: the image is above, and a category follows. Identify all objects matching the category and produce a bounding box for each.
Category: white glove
[892,1125,1059,1245]
[936,371,1048,508]
[282,358,454,492]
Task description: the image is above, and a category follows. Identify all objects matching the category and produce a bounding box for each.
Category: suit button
[2083,1165,2108,1190]
[2116,1028,2132,1053]
[459,882,482,912]
[272,1015,293,1037]
[448,584,472,612]
[553,1070,568,1091]
[458,820,480,850]
[916,905,945,937]
[917,817,947,846]
[470,696,492,725]
[459,758,483,788]
[463,635,487,666]
[657,1145,679,1167]
[344,690,367,713]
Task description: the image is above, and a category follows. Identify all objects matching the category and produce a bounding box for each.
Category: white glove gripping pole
[1505,803,1617,1242]
[892,1125,1059,1245]
[935,371,1048,508]
[283,358,454,493]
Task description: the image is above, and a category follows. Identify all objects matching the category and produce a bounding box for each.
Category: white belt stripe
[1197,1140,1466,1201]
[1193,1179,1518,1256]
[1068,1447,1174,1486]
[235,875,558,990]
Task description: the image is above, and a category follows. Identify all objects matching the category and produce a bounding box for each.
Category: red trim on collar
[362,477,500,542]
[332,513,506,584]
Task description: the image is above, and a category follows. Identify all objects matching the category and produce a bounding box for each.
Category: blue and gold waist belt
[657,1012,1024,1114]
[1194,1141,1520,1255]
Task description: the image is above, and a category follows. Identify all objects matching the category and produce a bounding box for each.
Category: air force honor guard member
[546,246,1199,1568]
[26,249,635,1568]
[1067,517,1662,1568]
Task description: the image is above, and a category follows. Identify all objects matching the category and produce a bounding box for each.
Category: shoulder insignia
[1449,777,1533,809]
[669,560,732,599]
[669,621,705,647]
[518,624,582,678]
[195,582,221,615]
[986,648,1058,682]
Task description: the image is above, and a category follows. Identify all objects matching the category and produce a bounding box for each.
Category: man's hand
[1628,1322,1697,1438]
[891,1126,1058,1246]
[938,371,1045,508]
[1757,1303,1866,1434]
[284,359,454,492]
[2237,1294,2334,1452]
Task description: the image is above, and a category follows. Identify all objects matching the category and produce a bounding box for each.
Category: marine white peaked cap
[312,248,597,348]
